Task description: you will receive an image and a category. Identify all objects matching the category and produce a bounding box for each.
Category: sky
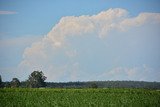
[0,0,160,82]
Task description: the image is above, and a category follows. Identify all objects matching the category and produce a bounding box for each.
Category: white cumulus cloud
[18,8,160,81]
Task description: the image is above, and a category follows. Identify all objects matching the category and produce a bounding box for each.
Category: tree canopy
[27,71,46,88]
[11,78,20,88]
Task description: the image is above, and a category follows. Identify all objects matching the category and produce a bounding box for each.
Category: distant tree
[0,75,3,88]
[27,71,46,88]
[90,83,98,88]
[20,81,28,88]
[4,82,11,88]
[11,78,20,88]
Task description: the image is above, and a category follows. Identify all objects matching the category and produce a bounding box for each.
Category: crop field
[0,88,160,107]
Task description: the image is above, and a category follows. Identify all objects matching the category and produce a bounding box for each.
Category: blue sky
[0,0,160,82]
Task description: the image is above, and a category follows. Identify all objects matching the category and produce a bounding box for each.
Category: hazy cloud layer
[18,8,160,82]
[98,65,160,81]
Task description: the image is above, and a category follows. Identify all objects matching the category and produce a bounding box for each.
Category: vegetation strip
[0,88,160,107]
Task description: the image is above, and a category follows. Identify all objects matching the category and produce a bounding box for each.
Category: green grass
[0,88,160,107]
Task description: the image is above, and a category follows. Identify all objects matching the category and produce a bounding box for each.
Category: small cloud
[0,10,17,15]
[65,50,77,58]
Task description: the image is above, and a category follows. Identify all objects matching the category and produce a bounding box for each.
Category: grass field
[0,88,160,107]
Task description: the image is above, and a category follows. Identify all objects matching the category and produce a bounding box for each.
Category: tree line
[0,71,46,88]
[1,71,160,89]
[46,81,160,89]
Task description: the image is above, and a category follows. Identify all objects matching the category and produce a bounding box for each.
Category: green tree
[11,78,20,88]
[27,71,46,88]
